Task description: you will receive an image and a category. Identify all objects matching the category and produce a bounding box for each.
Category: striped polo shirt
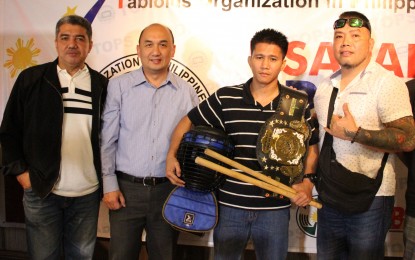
[53,65,98,197]
[188,78,319,210]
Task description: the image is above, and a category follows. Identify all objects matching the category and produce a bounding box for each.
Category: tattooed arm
[326,103,415,153]
[354,116,415,152]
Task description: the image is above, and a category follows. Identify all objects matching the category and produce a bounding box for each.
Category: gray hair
[55,15,92,40]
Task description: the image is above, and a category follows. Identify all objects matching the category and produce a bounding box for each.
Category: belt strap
[115,171,168,186]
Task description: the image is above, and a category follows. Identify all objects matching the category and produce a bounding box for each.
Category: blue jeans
[404,215,415,260]
[317,196,394,260]
[23,188,100,260]
[109,178,178,260]
[213,205,290,260]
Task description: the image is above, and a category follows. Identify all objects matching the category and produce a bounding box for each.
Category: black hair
[339,11,371,33]
[250,29,288,58]
[55,15,92,40]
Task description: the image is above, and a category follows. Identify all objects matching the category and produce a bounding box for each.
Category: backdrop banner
[1,0,413,256]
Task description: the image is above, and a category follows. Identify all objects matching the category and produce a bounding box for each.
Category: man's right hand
[16,171,31,190]
[166,156,185,187]
[165,115,192,187]
[103,190,126,210]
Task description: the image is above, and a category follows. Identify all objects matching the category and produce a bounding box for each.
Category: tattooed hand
[325,103,359,141]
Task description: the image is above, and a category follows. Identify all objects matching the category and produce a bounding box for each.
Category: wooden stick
[204,149,322,208]
[195,156,322,209]
[205,148,295,194]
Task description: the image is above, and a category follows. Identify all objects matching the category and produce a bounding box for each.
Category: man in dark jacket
[0,15,107,259]
[404,78,415,260]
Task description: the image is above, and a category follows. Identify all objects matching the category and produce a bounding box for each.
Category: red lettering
[283,42,412,78]
[285,41,308,76]
[408,44,415,78]
[309,42,339,76]
[375,43,404,77]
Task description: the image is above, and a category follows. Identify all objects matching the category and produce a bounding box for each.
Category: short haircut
[138,23,175,44]
[55,15,92,40]
[339,11,371,34]
[250,29,288,58]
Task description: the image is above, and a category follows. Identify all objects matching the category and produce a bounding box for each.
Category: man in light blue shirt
[101,23,199,260]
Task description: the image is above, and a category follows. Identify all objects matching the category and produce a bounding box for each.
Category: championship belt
[163,126,234,233]
[256,85,311,198]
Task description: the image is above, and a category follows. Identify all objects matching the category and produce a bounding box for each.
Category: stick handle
[195,157,322,209]
[205,148,295,194]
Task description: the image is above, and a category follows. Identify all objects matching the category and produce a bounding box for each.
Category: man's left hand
[325,103,359,141]
[291,179,314,207]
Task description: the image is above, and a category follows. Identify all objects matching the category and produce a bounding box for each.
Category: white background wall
[1,0,414,256]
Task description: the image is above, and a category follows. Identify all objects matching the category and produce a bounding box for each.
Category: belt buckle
[143,177,155,186]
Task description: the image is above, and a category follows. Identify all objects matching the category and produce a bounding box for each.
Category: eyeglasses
[333,18,371,32]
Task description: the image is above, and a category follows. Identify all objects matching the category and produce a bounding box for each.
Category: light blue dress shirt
[101,67,199,194]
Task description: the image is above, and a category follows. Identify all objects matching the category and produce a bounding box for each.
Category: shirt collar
[242,78,255,105]
[57,64,89,76]
[242,78,281,110]
[134,67,178,90]
[330,61,375,92]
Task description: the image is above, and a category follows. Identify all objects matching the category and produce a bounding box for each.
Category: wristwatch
[303,174,318,184]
